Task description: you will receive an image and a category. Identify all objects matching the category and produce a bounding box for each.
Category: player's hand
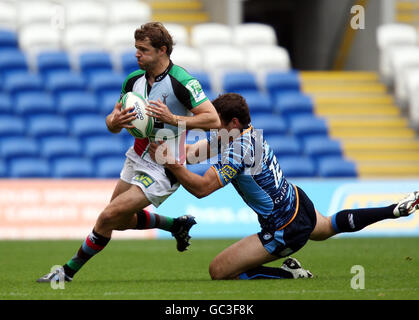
[146,99,177,126]
[107,101,137,131]
[149,142,177,166]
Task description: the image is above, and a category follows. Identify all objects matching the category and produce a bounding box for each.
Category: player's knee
[209,261,229,280]
[96,207,120,230]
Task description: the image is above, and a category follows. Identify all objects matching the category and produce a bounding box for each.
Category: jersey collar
[146,60,173,82]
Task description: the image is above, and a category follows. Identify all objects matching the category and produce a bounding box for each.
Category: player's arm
[105,102,137,133]
[185,139,215,164]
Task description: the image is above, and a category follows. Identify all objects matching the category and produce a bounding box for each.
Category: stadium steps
[396,0,419,27]
[150,0,209,27]
[301,71,419,177]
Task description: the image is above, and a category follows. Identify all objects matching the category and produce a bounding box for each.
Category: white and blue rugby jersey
[209,125,299,230]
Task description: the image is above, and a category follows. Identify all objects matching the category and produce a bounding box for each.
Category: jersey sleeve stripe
[277,184,299,231]
[210,165,224,187]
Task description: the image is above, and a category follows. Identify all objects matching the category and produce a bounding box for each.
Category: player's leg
[310,191,419,240]
[209,234,311,280]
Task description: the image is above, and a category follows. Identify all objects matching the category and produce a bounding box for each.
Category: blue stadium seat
[53,157,94,178]
[1,137,39,162]
[41,137,82,161]
[0,50,28,77]
[265,71,300,97]
[57,92,98,117]
[46,71,86,99]
[15,92,55,117]
[190,71,212,93]
[89,71,125,97]
[37,51,71,78]
[120,51,138,75]
[289,115,329,142]
[274,92,313,119]
[222,71,259,93]
[98,90,120,115]
[4,72,43,98]
[318,157,357,177]
[84,136,126,161]
[0,30,18,50]
[251,114,287,136]
[10,158,50,178]
[79,51,113,77]
[0,159,6,177]
[242,91,272,115]
[97,156,125,178]
[0,116,25,137]
[0,93,12,115]
[27,115,68,138]
[265,135,302,157]
[71,114,110,140]
[303,137,342,162]
[278,156,317,177]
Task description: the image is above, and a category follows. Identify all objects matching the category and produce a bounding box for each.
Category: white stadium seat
[19,24,61,53]
[105,24,137,53]
[376,24,418,84]
[409,89,419,129]
[107,1,151,26]
[191,23,233,49]
[165,23,189,46]
[63,24,104,54]
[17,1,56,27]
[65,1,108,26]
[0,1,17,30]
[233,23,277,47]
[170,45,203,72]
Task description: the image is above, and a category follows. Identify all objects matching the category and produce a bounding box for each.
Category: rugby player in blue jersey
[149,93,419,280]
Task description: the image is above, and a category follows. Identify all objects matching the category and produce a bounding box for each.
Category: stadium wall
[0,179,418,239]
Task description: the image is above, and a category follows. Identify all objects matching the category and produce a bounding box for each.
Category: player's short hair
[212,93,251,127]
[135,22,173,56]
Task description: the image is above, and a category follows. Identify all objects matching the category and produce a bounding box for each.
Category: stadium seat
[246,45,291,75]
[403,68,419,109]
[10,158,50,178]
[18,24,61,56]
[98,90,120,115]
[71,114,110,140]
[27,115,68,139]
[289,115,329,142]
[317,157,357,178]
[36,51,71,78]
[84,136,126,161]
[392,48,419,107]
[274,92,313,119]
[0,50,28,77]
[107,1,152,26]
[52,157,94,178]
[0,29,18,50]
[190,71,212,93]
[65,1,107,26]
[242,91,272,115]
[0,159,6,177]
[105,24,137,54]
[1,137,39,162]
[265,135,302,157]
[0,2,17,31]
[0,93,12,115]
[63,24,104,53]
[165,23,189,46]
[191,23,233,48]
[120,50,138,75]
[251,114,287,136]
[265,71,301,98]
[57,92,98,117]
[97,156,125,178]
[171,45,203,72]
[303,137,342,162]
[233,23,277,47]
[222,71,259,93]
[46,71,86,98]
[278,156,316,177]
[89,71,125,97]
[17,1,56,27]
[3,72,43,98]
[0,116,25,138]
[78,51,114,77]
[15,92,55,117]
[41,137,82,161]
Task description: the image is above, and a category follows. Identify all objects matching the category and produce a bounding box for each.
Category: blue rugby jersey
[209,125,299,230]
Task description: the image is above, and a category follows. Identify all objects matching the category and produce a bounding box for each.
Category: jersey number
[269,156,282,189]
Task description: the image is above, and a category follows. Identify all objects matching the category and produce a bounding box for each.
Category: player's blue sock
[238,266,293,280]
[331,204,397,233]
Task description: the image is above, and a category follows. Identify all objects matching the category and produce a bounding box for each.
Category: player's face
[135,38,161,70]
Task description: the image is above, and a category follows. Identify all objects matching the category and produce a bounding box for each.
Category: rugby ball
[121,92,154,138]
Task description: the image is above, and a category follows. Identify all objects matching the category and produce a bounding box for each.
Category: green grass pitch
[0,237,418,300]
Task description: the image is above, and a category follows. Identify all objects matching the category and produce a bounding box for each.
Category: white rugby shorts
[120,147,180,207]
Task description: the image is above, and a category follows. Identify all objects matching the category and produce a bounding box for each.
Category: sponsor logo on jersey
[186,79,206,103]
[219,165,237,182]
